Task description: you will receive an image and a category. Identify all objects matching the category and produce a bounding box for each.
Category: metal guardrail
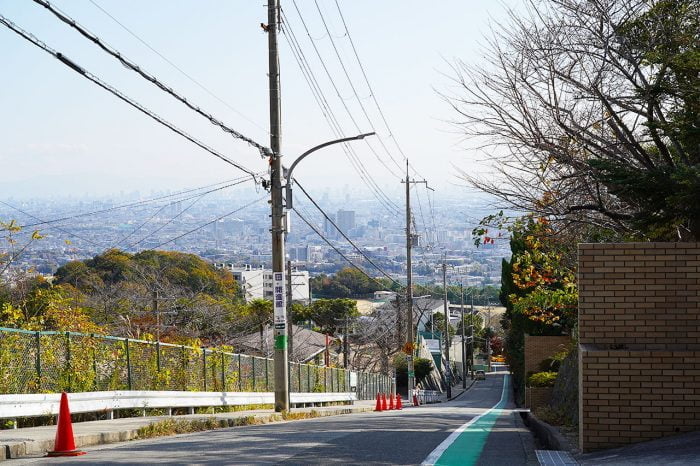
[0,327,392,399]
[0,390,358,419]
[415,390,440,404]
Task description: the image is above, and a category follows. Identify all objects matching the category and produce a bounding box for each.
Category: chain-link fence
[0,328,391,399]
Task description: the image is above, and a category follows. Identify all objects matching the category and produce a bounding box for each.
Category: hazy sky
[0,0,517,201]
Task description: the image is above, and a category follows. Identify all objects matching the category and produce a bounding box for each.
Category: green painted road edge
[422,373,510,466]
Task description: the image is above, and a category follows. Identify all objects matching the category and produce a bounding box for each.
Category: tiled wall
[578,243,700,452]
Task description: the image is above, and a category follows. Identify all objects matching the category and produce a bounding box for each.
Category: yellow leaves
[31,230,44,240]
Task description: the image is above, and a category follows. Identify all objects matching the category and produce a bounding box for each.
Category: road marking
[421,373,509,466]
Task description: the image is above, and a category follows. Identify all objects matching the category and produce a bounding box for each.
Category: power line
[292,207,392,291]
[118,177,254,249]
[333,0,425,181]
[145,196,267,251]
[280,14,399,215]
[0,201,101,248]
[19,176,255,229]
[0,14,259,179]
[294,180,402,288]
[312,0,403,178]
[86,0,269,135]
[282,6,401,214]
[33,0,270,157]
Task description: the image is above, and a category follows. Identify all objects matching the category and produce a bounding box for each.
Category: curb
[447,378,477,401]
[519,411,573,452]
[1,405,374,461]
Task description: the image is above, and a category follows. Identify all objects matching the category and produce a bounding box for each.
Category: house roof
[233,324,329,363]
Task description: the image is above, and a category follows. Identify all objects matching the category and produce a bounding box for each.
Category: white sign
[273,272,286,327]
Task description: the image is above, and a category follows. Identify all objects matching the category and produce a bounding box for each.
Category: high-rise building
[336,210,355,233]
[324,212,337,238]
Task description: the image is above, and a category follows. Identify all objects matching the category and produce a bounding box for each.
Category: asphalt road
[12,373,536,466]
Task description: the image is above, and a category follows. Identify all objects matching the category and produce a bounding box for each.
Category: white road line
[421,374,508,466]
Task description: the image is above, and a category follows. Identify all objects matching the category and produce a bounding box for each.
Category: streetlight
[285,132,375,210]
[272,132,374,412]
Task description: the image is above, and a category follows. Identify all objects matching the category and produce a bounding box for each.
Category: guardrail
[415,390,440,404]
[0,391,357,419]
[0,327,392,399]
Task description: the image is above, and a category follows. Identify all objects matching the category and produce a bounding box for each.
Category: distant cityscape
[1,187,510,288]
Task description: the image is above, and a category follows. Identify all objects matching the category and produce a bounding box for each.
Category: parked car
[475,370,486,380]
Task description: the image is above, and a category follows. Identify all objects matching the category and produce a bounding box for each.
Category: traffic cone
[374,392,383,412]
[396,394,403,410]
[388,393,395,410]
[46,392,86,457]
[381,393,388,411]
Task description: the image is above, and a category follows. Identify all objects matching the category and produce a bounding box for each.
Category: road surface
[12,372,536,465]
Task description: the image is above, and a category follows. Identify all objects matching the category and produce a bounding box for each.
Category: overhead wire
[32,0,270,156]
[279,13,399,214]
[0,200,102,248]
[312,0,403,178]
[281,6,400,214]
[294,180,402,288]
[292,207,393,291]
[122,177,255,250]
[0,14,259,180]
[19,176,256,229]
[86,0,269,135]
[145,196,267,251]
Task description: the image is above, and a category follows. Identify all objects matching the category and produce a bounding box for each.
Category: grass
[135,409,325,440]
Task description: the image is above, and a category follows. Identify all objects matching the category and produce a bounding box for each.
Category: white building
[216,264,310,303]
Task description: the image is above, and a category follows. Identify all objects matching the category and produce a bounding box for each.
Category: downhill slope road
[12,372,537,465]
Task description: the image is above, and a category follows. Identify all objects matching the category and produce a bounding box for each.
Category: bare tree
[447,0,699,240]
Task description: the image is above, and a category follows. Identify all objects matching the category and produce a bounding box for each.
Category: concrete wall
[524,335,571,376]
[578,243,700,452]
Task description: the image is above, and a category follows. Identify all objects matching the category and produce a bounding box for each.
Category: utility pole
[401,160,431,400]
[460,283,466,389]
[469,293,474,378]
[344,311,349,369]
[442,258,451,399]
[266,0,288,413]
[286,260,293,362]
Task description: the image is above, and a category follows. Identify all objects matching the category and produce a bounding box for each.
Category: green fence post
[265,357,269,391]
[324,367,328,392]
[306,364,311,392]
[252,357,256,391]
[202,348,207,392]
[221,352,226,392]
[156,341,161,372]
[181,345,187,390]
[238,354,242,391]
[298,364,302,392]
[34,331,41,392]
[65,332,72,392]
[125,338,132,390]
[92,337,98,391]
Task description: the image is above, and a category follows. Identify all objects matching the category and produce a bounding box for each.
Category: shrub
[527,371,557,387]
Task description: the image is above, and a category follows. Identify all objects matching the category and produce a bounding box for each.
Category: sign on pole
[273,272,286,329]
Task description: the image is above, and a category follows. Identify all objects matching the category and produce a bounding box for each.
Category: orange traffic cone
[47,392,86,457]
[388,393,395,410]
[374,392,383,412]
[396,394,403,410]
[381,393,388,411]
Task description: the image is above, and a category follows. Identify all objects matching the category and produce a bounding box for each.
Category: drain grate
[536,449,578,465]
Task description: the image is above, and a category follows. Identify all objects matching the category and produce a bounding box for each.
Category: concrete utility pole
[266,0,288,413]
[469,293,474,377]
[401,160,430,400]
[442,259,451,399]
[460,283,466,389]
[286,260,293,362]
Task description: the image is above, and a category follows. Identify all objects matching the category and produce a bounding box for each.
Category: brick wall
[524,335,572,376]
[578,243,700,452]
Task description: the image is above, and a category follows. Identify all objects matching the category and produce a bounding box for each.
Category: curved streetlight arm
[285,132,374,210]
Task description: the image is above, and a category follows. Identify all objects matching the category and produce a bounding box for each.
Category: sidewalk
[0,400,377,461]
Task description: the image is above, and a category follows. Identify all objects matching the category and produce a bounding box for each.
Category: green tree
[307,298,358,334]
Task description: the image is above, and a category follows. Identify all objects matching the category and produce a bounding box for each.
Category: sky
[0,0,518,202]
